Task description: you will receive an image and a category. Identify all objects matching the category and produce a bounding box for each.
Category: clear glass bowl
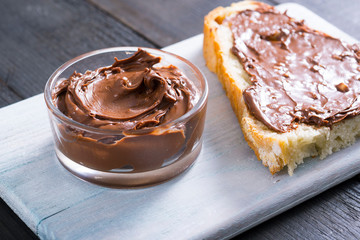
[44,47,208,188]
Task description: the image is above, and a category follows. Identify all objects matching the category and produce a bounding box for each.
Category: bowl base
[55,142,202,188]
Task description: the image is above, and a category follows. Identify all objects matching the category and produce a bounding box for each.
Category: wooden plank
[0,198,37,240]
[0,0,155,104]
[89,0,360,46]
[88,0,277,47]
[0,81,22,108]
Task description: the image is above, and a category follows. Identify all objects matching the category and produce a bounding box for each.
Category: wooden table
[1,0,359,239]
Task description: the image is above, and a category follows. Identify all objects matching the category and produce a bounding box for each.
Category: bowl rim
[44,46,208,134]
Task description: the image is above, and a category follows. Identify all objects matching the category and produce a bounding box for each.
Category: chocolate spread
[51,49,205,172]
[226,7,360,132]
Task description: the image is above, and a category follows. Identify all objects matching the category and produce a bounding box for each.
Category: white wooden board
[1,3,359,239]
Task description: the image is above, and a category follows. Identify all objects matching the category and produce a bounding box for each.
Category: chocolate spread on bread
[226,7,360,132]
[51,49,205,171]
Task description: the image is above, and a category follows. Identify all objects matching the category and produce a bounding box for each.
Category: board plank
[0,82,22,108]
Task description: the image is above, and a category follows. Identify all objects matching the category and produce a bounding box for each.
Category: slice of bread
[203,1,360,175]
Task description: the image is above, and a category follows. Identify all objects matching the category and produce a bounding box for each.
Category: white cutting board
[0,3,359,239]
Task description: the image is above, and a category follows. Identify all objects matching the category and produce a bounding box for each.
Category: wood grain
[89,0,276,47]
[0,79,22,108]
[0,0,154,106]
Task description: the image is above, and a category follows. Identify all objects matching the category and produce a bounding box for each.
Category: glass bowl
[44,47,208,188]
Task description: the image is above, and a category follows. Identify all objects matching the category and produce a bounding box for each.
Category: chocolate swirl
[52,49,199,131]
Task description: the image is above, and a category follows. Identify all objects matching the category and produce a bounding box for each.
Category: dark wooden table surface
[1,0,359,239]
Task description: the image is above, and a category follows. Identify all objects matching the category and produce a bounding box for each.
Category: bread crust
[203,1,360,175]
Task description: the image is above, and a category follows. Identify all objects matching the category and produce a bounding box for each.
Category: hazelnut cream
[226,7,360,132]
[51,49,204,172]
